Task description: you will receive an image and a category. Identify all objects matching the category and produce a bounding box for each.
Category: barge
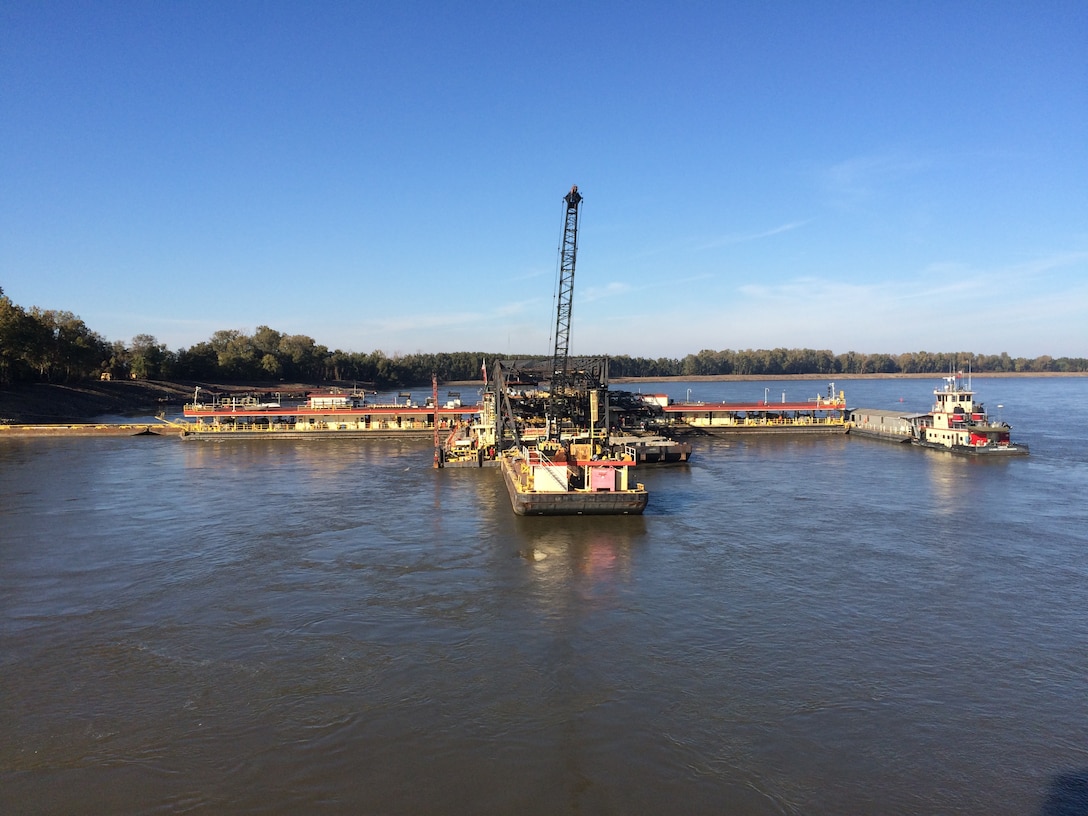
[499,442,647,516]
[656,385,848,435]
[180,387,479,438]
[0,423,172,438]
[607,434,692,464]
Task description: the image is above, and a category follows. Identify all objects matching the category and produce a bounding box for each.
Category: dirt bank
[0,381,195,424]
[0,380,386,424]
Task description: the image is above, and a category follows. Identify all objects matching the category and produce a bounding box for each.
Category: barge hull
[846,427,913,444]
[503,476,647,515]
[673,424,847,437]
[499,454,647,516]
[180,428,437,440]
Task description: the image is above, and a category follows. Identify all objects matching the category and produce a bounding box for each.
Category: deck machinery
[482,186,611,451]
[487,356,610,452]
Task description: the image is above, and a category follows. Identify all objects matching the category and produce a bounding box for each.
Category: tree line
[2,288,1085,387]
[613,347,1088,377]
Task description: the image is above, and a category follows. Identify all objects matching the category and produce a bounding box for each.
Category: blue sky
[2,1,1086,359]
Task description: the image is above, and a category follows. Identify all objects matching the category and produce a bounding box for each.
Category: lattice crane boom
[551,185,582,397]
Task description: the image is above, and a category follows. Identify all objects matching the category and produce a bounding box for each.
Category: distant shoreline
[609,371,1088,383]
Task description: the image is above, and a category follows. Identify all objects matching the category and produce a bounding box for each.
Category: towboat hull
[913,440,1029,456]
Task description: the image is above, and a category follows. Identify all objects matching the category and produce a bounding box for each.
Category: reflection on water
[921,451,1020,517]
[180,435,432,477]
[513,518,646,600]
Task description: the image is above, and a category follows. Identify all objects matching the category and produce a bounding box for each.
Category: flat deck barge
[180,388,480,439]
[0,423,172,438]
[657,388,848,435]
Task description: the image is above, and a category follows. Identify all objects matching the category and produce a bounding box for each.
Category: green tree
[209,329,257,379]
[130,334,168,379]
[260,353,283,378]
[28,308,108,381]
[0,293,42,383]
[278,334,322,380]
